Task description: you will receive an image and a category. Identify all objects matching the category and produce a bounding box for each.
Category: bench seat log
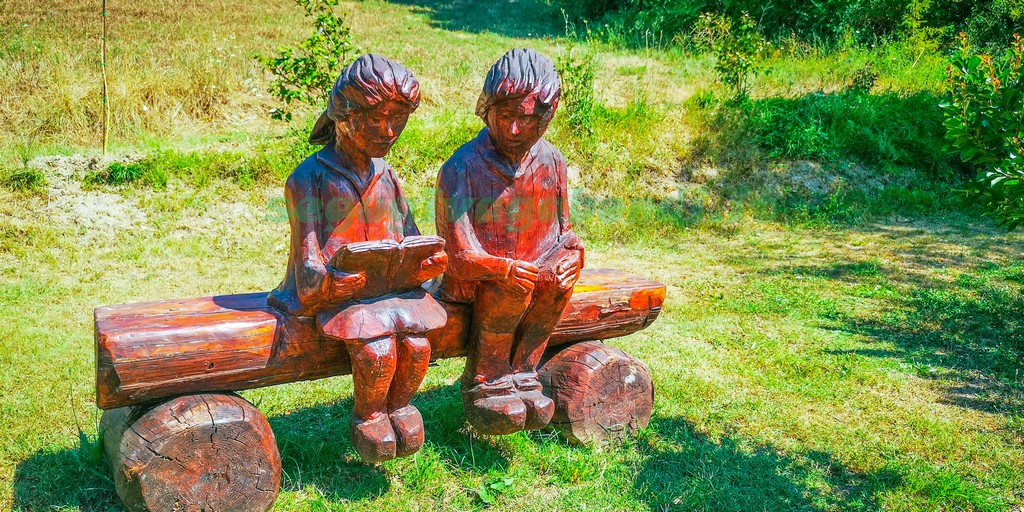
[96,268,665,410]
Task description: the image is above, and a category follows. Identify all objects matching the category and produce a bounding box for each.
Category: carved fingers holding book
[328,269,367,302]
[413,250,448,284]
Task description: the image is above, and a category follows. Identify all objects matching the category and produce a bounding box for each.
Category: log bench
[95,268,665,511]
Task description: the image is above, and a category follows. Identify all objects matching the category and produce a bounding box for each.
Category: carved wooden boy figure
[269,54,447,462]
[435,49,585,435]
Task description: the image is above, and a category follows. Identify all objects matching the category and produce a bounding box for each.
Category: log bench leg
[538,341,654,444]
[100,393,281,512]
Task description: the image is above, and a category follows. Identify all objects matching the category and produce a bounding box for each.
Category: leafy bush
[694,12,769,100]
[944,33,1024,228]
[256,0,356,122]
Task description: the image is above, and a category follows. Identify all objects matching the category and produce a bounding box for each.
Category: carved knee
[399,334,431,365]
[347,336,398,371]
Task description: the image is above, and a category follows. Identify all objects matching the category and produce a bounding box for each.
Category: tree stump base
[100,393,281,512]
[538,341,654,444]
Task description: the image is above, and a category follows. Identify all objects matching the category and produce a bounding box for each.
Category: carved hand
[328,270,366,301]
[507,260,540,293]
[555,251,583,289]
[413,250,448,283]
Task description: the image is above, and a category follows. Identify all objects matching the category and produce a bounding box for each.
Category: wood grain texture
[100,393,281,512]
[537,340,654,444]
[96,268,665,409]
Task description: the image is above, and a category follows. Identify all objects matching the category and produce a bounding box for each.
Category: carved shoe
[462,376,527,435]
[389,405,425,457]
[350,412,397,463]
[513,372,554,431]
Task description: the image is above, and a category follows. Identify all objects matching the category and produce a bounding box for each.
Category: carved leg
[387,334,431,457]
[511,270,576,373]
[461,284,532,435]
[345,335,398,462]
[510,263,577,430]
[101,393,281,512]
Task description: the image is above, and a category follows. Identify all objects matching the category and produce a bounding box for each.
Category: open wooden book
[327,235,444,300]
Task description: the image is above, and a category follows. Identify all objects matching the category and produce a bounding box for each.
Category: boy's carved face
[485,92,556,161]
[335,99,414,158]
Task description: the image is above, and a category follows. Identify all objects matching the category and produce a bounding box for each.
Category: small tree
[256,0,356,122]
[943,33,1024,228]
[693,12,769,101]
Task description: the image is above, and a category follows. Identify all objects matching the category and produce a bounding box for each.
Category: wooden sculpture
[92,50,667,512]
[267,53,448,462]
[435,48,584,435]
[96,270,663,511]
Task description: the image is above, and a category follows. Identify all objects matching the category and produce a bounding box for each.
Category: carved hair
[475,48,561,119]
[309,54,421,145]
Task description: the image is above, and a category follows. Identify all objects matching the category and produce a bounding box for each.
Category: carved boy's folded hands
[507,260,540,293]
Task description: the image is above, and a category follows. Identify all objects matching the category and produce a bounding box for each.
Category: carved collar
[474,128,541,183]
[315,143,386,196]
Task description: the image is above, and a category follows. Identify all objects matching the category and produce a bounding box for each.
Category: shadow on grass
[687,90,965,227]
[635,416,899,511]
[829,268,1024,416]
[383,0,563,38]
[269,396,391,501]
[12,447,121,511]
[758,222,1024,416]
[417,382,512,473]
[739,91,951,177]
[11,383,503,509]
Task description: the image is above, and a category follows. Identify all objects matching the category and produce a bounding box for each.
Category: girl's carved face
[335,99,414,158]
[484,92,556,161]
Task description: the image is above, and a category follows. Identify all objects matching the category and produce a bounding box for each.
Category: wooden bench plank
[96,268,665,409]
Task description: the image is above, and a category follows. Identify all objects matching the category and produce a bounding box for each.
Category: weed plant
[2,168,47,193]
[556,42,598,147]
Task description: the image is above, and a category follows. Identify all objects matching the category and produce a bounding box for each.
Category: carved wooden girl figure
[269,54,447,462]
[435,49,585,435]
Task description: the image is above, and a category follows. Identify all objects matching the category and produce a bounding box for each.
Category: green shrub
[944,33,1024,228]
[693,12,769,100]
[256,0,356,122]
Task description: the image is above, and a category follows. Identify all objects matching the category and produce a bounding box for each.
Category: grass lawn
[2,0,1023,510]
[2,173,1023,510]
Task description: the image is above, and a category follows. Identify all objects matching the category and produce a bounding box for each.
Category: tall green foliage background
[563,0,1023,48]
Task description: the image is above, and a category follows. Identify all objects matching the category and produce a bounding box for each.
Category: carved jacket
[434,128,581,303]
[269,143,420,317]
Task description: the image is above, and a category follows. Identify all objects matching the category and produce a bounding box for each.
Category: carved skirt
[315,288,447,341]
